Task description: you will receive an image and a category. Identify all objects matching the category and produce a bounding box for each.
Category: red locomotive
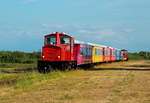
[38,32,128,73]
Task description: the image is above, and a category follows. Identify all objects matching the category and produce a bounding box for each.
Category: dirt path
[0,60,150,103]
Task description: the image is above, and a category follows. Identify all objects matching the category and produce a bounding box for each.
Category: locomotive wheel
[62,63,72,71]
[67,64,72,71]
[43,66,48,73]
[44,65,53,73]
[72,63,77,70]
[38,65,53,74]
[64,64,69,71]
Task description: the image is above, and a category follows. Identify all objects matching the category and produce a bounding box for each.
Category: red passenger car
[111,48,116,61]
[121,49,128,61]
[103,47,111,62]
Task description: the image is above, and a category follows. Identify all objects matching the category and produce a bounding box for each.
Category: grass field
[0,60,150,103]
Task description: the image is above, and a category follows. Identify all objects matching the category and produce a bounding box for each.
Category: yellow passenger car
[92,46,104,63]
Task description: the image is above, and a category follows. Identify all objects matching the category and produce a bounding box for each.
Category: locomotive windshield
[60,37,70,44]
[46,37,56,45]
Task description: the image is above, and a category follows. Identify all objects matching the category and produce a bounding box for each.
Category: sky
[0,0,150,52]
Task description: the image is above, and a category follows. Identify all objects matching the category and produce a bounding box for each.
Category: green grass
[128,53,145,60]
[0,63,76,90]
[0,71,66,89]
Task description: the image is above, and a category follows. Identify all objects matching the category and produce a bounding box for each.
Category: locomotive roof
[45,32,72,38]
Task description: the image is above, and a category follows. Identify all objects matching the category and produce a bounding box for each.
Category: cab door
[60,37,72,61]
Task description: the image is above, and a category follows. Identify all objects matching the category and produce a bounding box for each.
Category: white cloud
[123,28,135,33]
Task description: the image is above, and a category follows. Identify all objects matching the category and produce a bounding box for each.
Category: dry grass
[0,60,150,103]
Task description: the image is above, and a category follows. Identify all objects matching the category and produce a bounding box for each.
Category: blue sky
[0,0,150,52]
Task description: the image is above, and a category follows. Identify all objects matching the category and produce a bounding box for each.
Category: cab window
[46,37,56,44]
[60,37,70,44]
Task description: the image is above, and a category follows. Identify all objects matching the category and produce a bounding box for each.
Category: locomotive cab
[43,32,74,61]
[38,32,76,73]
